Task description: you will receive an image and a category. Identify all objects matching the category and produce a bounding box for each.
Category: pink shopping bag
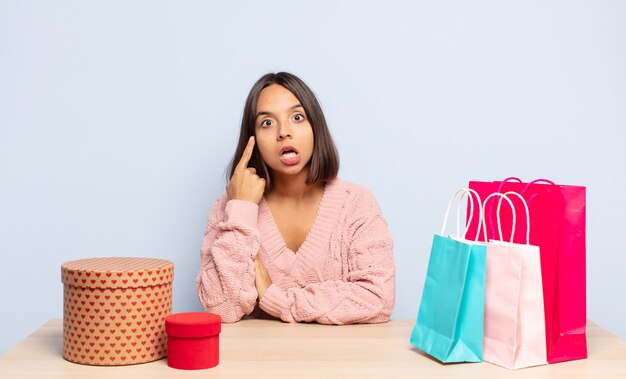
[481,192,547,369]
[467,178,587,364]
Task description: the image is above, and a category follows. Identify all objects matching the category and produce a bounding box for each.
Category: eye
[260,119,273,128]
[293,113,305,122]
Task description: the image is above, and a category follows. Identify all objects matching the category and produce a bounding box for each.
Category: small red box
[165,312,222,370]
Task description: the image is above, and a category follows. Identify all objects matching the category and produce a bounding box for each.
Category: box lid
[61,257,174,289]
[165,312,222,338]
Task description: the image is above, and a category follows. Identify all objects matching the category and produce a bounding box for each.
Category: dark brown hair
[227,72,339,192]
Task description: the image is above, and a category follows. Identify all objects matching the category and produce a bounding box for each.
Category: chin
[270,164,308,178]
[282,167,306,176]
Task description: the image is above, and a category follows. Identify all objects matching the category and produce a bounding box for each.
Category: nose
[277,122,292,140]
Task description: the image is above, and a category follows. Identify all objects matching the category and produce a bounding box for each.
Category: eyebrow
[256,104,303,118]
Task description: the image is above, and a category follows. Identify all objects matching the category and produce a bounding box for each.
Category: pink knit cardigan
[195,178,395,324]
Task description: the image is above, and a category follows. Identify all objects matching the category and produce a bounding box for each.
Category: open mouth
[280,146,299,158]
[279,146,300,165]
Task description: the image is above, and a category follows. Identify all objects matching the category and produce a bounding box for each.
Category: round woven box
[61,257,174,365]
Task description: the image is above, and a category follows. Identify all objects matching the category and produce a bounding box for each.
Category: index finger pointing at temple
[236,136,256,171]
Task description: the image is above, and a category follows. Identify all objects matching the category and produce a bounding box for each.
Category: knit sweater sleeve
[195,195,260,323]
[259,187,396,324]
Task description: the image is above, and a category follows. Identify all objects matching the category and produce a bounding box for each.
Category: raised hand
[227,136,266,204]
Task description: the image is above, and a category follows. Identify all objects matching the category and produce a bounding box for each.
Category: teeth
[282,152,297,158]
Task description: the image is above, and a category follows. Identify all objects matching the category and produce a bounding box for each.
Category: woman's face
[254,84,314,178]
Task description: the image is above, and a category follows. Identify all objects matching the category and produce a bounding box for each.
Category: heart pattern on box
[61,258,174,366]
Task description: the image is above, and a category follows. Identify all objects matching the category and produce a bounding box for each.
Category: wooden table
[1,319,625,378]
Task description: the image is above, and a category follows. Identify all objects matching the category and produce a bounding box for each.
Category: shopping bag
[410,188,487,363]
[481,192,547,369]
[467,178,587,363]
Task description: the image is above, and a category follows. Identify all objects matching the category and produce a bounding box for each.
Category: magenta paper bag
[467,178,586,364]
[481,193,547,369]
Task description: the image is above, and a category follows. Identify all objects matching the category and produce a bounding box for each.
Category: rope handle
[498,191,531,245]
[441,188,483,241]
[487,177,555,236]
[481,193,516,243]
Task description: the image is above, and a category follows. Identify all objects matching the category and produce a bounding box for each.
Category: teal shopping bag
[410,188,487,363]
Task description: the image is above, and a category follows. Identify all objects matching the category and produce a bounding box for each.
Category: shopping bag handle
[441,188,483,241]
[487,177,556,237]
[487,177,521,237]
[523,179,556,205]
[499,177,523,186]
[499,191,531,245]
[524,178,555,187]
[482,193,516,243]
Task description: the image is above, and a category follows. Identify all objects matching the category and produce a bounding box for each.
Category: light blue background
[1,0,624,354]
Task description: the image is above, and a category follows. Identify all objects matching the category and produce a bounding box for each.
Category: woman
[196,72,395,324]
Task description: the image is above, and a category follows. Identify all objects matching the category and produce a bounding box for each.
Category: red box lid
[165,312,221,338]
